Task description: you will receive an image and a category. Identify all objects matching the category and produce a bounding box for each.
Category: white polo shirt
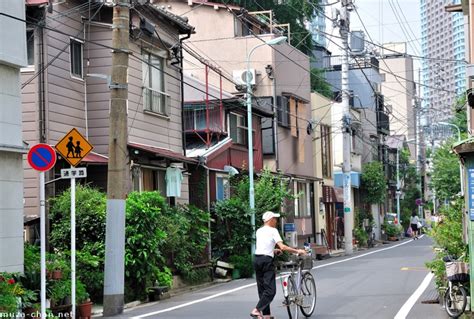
[255,225,283,258]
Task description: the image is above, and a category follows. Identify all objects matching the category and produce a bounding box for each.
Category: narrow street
[118,236,447,319]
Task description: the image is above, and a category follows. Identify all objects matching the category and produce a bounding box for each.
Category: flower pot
[388,236,398,241]
[78,301,93,319]
[232,269,240,280]
[52,270,62,280]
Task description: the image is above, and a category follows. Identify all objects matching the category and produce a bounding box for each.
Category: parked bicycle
[442,254,469,318]
[279,254,317,319]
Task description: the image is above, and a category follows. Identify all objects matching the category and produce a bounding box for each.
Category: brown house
[158,0,319,244]
[22,1,195,225]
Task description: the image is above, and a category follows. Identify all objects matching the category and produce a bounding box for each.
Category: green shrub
[228,254,253,278]
[383,223,399,237]
[354,228,368,247]
[182,268,211,285]
[212,197,252,257]
[155,267,173,288]
[125,191,168,300]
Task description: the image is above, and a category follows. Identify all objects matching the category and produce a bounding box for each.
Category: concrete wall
[0,0,27,272]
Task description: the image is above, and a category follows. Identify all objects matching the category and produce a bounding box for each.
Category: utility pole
[396,147,400,224]
[340,0,353,255]
[103,0,129,316]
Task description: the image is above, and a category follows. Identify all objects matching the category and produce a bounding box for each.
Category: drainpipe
[272,74,279,170]
[38,19,46,143]
[83,22,89,139]
[180,32,192,156]
[205,165,211,262]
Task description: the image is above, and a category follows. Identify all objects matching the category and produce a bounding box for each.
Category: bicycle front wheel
[300,272,317,317]
[286,276,299,319]
[444,285,467,318]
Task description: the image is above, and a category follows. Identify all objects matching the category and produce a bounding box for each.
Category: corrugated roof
[129,142,197,164]
[146,4,195,34]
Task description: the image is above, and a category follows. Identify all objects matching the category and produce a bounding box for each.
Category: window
[229,113,247,145]
[277,96,290,127]
[26,30,34,66]
[70,38,83,78]
[138,168,166,197]
[261,117,275,155]
[143,51,168,115]
[321,125,332,178]
[295,181,310,217]
[216,175,230,201]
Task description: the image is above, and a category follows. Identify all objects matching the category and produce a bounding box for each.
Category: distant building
[420,0,465,119]
[380,42,417,160]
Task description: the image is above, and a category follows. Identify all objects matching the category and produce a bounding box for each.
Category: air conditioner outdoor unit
[233,69,256,86]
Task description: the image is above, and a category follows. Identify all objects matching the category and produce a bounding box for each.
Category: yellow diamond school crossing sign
[55,128,93,167]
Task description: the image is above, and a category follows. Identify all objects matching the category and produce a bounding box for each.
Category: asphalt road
[116,235,448,319]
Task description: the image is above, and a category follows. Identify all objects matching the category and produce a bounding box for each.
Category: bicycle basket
[300,255,313,270]
[446,261,470,283]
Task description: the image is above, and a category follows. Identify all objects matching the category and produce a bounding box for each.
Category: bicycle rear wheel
[444,285,467,318]
[300,272,317,317]
[285,276,299,319]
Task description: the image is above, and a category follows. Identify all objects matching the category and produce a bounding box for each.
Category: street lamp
[247,36,287,256]
[438,122,463,196]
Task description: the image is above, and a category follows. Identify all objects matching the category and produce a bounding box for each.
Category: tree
[311,68,332,98]
[430,138,461,200]
[361,161,386,204]
[213,0,321,54]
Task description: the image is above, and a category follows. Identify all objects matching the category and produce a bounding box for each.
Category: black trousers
[254,255,276,315]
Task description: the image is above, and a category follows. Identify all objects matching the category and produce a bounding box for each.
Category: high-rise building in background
[309,0,327,47]
[420,0,465,120]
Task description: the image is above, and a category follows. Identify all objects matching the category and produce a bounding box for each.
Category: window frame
[277,96,290,128]
[320,124,332,179]
[69,37,84,80]
[228,112,248,146]
[216,174,230,201]
[294,181,311,218]
[142,50,170,116]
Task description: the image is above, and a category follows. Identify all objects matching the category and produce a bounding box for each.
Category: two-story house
[22,0,196,229]
[158,0,318,244]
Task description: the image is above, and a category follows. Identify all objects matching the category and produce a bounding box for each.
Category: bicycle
[279,255,317,319]
[442,254,469,318]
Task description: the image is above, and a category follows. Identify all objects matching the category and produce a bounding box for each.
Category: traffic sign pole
[40,172,46,319]
[71,169,76,319]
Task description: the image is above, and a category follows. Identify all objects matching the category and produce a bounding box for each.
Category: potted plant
[384,223,399,241]
[0,273,21,318]
[76,280,92,319]
[49,279,72,316]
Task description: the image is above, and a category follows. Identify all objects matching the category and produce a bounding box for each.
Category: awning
[82,152,108,164]
[129,142,198,164]
[334,171,361,188]
[322,185,337,203]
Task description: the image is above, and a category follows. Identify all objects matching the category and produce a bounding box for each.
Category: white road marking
[394,272,434,319]
[132,235,425,318]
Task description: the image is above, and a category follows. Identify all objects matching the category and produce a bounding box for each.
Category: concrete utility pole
[396,147,401,225]
[103,0,129,316]
[340,0,353,255]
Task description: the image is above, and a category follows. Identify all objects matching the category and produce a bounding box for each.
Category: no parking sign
[27,144,56,172]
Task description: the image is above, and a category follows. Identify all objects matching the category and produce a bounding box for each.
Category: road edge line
[393,272,434,319]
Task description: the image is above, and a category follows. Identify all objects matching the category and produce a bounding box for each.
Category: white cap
[262,211,280,222]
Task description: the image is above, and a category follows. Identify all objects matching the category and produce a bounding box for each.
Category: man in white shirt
[250,211,307,318]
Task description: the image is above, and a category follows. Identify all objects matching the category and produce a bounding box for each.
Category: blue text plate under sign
[468,168,474,221]
[284,223,296,232]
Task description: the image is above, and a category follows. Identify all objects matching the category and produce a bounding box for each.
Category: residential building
[0,0,28,272]
[311,92,338,251]
[160,0,317,244]
[420,0,465,119]
[380,42,417,159]
[325,55,390,237]
[21,1,196,231]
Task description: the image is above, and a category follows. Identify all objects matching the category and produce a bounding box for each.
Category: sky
[325,0,422,73]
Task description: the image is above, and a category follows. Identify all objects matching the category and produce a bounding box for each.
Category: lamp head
[265,36,287,45]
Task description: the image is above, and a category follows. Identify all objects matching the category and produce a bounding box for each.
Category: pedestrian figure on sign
[250,211,307,319]
[410,211,420,240]
[66,137,75,158]
[74,141,83,158]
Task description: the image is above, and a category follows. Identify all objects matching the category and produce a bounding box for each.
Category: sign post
[27,144,57,319]
[55,129,93,319]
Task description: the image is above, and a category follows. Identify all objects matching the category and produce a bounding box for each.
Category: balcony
[184,102,224,133]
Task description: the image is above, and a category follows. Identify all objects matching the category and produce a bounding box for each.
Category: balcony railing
[183,102,224,133]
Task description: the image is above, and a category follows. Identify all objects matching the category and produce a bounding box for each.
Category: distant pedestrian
[250,211,307,319]
[410,211,420,240]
